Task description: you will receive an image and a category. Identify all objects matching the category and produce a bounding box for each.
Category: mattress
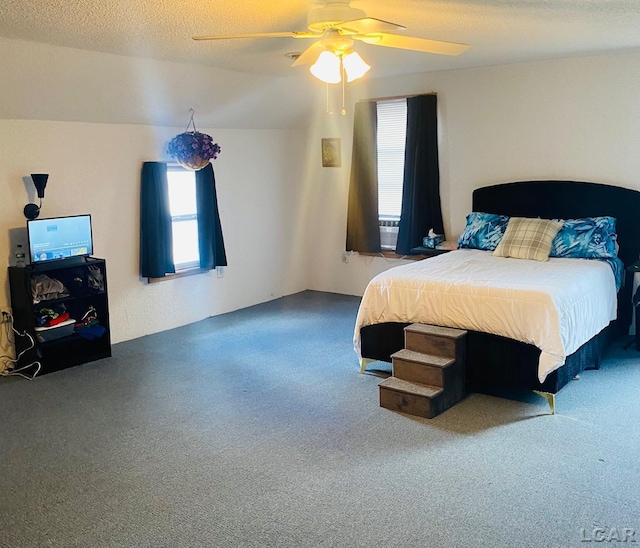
[353,249,618,382]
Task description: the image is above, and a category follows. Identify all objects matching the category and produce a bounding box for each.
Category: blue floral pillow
[601,257,624,292]
[458,212,510,251]
[550,216,618,259]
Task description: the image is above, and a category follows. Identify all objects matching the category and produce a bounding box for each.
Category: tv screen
[27,215,93,265]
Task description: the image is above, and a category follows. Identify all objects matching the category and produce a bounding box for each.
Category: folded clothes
[76,324,106,340]
[35,304,69,327]
[44,312,70,327]
[31,274,69,304]
[75,305,98,328]
[75,318,98,329]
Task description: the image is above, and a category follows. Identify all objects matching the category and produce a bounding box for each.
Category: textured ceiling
[2,0,640,79]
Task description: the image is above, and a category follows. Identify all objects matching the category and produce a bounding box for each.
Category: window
[140,161,226,280]
[346,94,442,255]
[167,165,200,270]
[376,99,407,222]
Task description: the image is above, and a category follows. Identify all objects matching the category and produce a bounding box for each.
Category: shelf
[33,289,106,307]
[8,258,112,376]
[37,328,107,349]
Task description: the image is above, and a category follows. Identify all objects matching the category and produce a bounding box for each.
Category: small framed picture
[322,138,341,167]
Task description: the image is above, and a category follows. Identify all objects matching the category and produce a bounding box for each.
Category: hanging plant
[167,109,221,171]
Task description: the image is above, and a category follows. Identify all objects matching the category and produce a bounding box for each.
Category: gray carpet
[1,290,639,548]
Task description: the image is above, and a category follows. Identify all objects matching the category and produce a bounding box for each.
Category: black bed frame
[360,180,640,395]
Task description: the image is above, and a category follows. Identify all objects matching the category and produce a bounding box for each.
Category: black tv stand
[8,257,112,376]
[31,255,91,272]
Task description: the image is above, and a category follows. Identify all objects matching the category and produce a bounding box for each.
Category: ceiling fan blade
[192,31,317,41]
[356,33,469,56]
[335,17,406,35]
[291,41,326,67]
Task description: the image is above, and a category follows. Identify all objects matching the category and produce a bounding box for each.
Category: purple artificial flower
[167,131,221,162]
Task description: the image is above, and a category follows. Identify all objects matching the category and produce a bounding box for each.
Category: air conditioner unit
[380,225,399,250]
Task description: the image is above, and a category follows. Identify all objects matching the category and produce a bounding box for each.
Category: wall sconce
[24,173,49,220]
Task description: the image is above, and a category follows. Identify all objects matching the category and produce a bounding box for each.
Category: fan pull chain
[341,66,346,115]
[325,83,332,114]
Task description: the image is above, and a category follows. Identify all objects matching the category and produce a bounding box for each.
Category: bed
[356,180,640,401]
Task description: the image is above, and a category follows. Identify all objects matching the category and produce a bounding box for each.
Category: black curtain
[140,162,175,278]
[346,101,381,253]
[396,94,444,255]
[195,163,227,270]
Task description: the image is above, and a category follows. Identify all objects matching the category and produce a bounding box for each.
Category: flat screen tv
[27,214,93,265]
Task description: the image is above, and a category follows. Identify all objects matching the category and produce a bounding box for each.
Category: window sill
[147,267,209,283]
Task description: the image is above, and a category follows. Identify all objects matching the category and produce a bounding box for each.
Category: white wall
[298,106,419,296]
[0,121,308,343]
[5,36,640,345]
[0,36,317,129]
[304,51,640,296]
[0,37,315,344]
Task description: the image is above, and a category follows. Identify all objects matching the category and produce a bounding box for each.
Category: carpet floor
[1,290,639,547]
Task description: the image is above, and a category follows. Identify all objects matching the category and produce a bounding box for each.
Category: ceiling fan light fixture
[310,50,342,83]
[342,50,370,82]
[307,2,366,32]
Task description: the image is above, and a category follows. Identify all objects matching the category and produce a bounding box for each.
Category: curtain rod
[358,92,437,103]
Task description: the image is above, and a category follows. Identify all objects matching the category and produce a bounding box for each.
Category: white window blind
[376,99,407,220]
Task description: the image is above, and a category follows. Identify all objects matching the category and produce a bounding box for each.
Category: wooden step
[379,377,444,419]
[392,348,465,409]
[391,348,454,387]
[404,323,467,362]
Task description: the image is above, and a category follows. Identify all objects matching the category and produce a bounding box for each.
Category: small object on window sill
[422,234,445,248]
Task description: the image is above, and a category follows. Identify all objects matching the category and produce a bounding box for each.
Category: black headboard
[473,180,640,330]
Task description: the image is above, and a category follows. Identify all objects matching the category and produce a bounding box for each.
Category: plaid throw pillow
[493,217,564,262]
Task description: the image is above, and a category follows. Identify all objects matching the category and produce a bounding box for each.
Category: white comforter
[353,249,618,382]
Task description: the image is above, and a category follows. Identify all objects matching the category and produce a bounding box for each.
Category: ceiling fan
[193,1,469,83]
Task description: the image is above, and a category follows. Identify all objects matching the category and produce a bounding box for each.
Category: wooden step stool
[379,324,467,419]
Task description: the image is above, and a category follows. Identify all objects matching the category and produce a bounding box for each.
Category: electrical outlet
[216,267,225,279]
[342,252,349,264]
